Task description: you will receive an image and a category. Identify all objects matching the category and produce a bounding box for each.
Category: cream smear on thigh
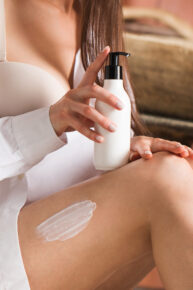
[36,200,96,242]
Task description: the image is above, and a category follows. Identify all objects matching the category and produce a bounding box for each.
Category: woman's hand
[129,136,193,162]
[49,46,124,143]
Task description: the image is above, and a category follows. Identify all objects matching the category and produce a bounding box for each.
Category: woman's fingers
[130,137,153,160]
[68,99,117,133]
[180,145,193,159]
[133,143,153,159]
[130,136,193,161]
[178,147,189,158]
[83,118,95,128]
[69,84,124,111]
[50,45,125,140]
[129,151,141,162]
[187,146,193,159]
[67,113,104,143]
[64,83,125,135]
[150,138,193,159]
[151,138,190,156]
[78,46,110,87]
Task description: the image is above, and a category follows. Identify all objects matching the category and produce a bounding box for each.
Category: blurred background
[122,0,193,149]
[122,0,193,289]
[123,0,193,25]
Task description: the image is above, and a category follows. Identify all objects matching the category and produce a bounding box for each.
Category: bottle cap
[105,52,130,80]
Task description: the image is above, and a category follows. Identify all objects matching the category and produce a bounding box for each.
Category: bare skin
[6,0,81,91]
[5,0,193,289]
[18,152,193,290]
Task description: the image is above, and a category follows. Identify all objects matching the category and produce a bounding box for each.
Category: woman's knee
[145,151,192,188]
[142,152,193,222]
[118,151,192,209]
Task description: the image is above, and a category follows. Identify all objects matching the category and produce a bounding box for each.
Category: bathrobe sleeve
[0,106,68,181]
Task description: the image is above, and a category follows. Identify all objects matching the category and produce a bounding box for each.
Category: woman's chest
[5,0,81,91]
[0,0,81,116]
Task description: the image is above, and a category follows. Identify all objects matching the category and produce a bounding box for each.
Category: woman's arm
[0,106,67,181]
[0,46,124,181]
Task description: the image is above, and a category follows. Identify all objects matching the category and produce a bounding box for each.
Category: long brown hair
[79,0,148,135]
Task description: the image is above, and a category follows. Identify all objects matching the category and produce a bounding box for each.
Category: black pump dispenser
[105,52,130,80]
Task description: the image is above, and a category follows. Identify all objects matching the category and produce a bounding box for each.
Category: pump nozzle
[105,51,131,80]
[109,52,130,66]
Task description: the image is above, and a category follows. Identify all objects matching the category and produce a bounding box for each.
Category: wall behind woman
[123,0,193,26]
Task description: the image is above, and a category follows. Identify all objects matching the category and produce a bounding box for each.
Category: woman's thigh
[17,152,192,290]
[96,154,193,290]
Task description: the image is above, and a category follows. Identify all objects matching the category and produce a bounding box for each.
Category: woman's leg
[98,155,193,290]
[149,155,193,290]
[18,152,193,290]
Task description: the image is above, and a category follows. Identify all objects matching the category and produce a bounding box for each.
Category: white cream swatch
[36,200,96,242]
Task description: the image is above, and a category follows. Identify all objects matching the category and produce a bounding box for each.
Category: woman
[0,0,193,289]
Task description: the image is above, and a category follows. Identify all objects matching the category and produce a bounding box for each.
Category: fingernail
[95,136,104,142]
[102,46,110,53]
[116,101,124,110]
[144,150,152,155]
[108,123,117,132]
[175,143,183,148]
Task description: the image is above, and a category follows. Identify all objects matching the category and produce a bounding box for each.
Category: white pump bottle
[93,52,131,171]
